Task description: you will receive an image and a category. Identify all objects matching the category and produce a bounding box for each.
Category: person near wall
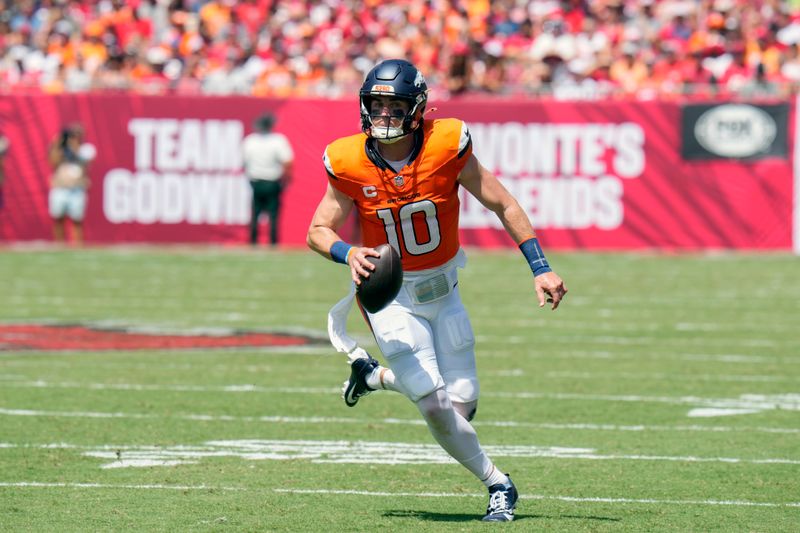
[0,135,8,212]
[242,113,294,246]
[48,124,95,244]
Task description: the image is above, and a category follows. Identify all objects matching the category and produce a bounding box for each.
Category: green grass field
[1,246,798,532]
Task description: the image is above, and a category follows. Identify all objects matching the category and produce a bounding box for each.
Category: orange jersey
[324,118,472,271]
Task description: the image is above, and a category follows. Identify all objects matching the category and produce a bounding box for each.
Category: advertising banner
[0,94,794,251]
[0,94,362,245]
[681,103,789,160]
[456,99,792,250]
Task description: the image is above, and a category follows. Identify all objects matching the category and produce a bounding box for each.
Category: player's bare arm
[458,154,568,310]
[307,182,379,285]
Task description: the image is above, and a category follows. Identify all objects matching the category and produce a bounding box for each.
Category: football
[356,243,403,313]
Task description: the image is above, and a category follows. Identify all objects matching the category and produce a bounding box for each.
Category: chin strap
[376,134,408,145]
[364,126,425,170]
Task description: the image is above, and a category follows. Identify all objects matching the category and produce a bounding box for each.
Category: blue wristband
[330,240,353,265]
[519,237,552,277]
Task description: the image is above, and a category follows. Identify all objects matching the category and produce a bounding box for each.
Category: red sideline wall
[0,94,793,250]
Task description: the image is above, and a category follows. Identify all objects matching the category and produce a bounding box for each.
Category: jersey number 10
[376,199,441,256]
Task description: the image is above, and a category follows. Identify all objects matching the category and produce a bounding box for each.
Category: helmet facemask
[361,93,426,144]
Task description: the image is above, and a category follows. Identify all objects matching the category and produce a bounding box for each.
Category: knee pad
[439,308,475,354]
[444,374,479,404]
[435,307,479,403]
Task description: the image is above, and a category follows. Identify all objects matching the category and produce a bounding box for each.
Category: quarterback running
[307,58,567,522]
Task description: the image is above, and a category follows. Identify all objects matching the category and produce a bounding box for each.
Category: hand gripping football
[356,243,403,313]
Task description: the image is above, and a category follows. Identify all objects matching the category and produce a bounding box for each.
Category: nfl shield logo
[394,175,404,186]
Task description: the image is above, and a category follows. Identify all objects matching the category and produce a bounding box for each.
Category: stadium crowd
[1,0,799,100]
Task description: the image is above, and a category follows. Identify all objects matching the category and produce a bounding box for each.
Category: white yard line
[0,481,241,491]
[2,349,795,364]
[6,380,800,418]
[0,482,796,508]
[0,361,278,372]
[0,345,332,357]
[1,407,798,434]
[0,379,328,393]
[0,380,340,393]
[2,438,800,466]
[478,349,794,364]
[544,371,798,384]
[476,334,793,349]
[3,379,800,410]
[276,488,800,508]
[477,319,800,335]
[487,392,800,411]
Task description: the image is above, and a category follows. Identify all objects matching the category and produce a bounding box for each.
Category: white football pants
[366,270,478,404]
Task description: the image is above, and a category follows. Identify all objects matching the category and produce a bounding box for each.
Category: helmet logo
[394,175,405,186]
[414,71,426,87]
[371,84,395,93]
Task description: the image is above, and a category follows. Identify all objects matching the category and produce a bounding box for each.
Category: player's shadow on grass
[383,510,620,523]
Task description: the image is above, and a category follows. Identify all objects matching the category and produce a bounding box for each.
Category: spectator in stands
[1,0,800,99]
[242,113,294,246]
[739,62,785,97]
[48,124,95,244]
[610,42,649,94]
[780,44,800,91]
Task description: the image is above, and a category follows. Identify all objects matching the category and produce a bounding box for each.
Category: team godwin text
[103,118,248,225]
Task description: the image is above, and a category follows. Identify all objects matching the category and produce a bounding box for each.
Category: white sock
[481,466,510,488]
[366,366,406,394]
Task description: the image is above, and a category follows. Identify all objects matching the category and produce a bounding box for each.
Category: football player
[307,59,567,522]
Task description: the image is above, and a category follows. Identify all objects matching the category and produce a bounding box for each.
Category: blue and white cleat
[482,476,518,522]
